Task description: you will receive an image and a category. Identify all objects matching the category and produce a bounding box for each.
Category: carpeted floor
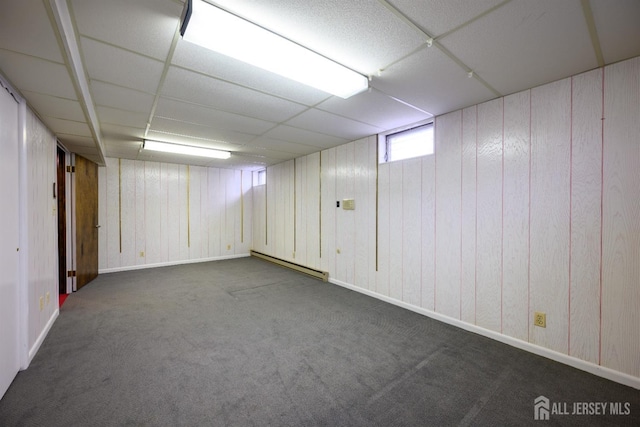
[0,257,638,426]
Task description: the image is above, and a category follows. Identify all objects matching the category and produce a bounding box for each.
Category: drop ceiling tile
[23,92,85,122]
[317,89,432,131]
[101,123,146,144]
[155,98,275,135]
[0,0,64,63]
[81,37,164,94]
[248,137,321,156]
[57,134,96,148]
[0,51,76,99]
[149,117,256,145]
[234,145,299,161]
[211,0,425,75]
[41,117,92,138]
[373,45,496,116]
[284,109,383,140]
[172,41,332,106]
[439,0,597,96]
[263,125,349,149]
[71,0,181,60]
[162,67,308,122]
[591,0,640,64]
[91,81,155,114]
[389,0,506,37]
[96,106,149,129]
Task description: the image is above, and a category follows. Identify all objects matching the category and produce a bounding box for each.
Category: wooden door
[75,155,99,290]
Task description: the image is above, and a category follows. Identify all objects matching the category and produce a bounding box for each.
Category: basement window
[256,169,266,185]
[381,122,434,163]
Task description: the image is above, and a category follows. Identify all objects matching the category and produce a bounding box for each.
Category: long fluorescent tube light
[180,0,369,99]
[143,140,231,159]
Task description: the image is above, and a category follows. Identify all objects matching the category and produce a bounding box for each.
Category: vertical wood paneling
[367,137,378,292]
[320,148,336,275]
[305,152,320,270]
[435,111,462,319]
[335,144,348,282]
[135,161,146,265]
[402,158,422,306]
[530,78,571,354]
[120,159,136,266]
[166,163,181,262]
[570,68,603,363]
[208,168,222,257]
[240,170,253,254]
[222,169,236,255]
[421,153,436,311]
[602,58,640,377]
[284,161,295,261]
[251,179,266,253]
[199,167,210,258]
[295,156,307,265]
[105,158,120,268]
[354,139,370,290]
[376,162,390,297]
[476,98,503,332]
[159,163,170,262]
[388,160,403,300]
[189,166,202,259]
[178,165,189,260]
[145,162,161,264]
[502,90,530,341]
[461,106,477,323]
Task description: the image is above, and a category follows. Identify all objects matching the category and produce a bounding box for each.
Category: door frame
[57,144,75,294]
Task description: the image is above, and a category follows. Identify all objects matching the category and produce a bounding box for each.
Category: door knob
[95,225,101,228]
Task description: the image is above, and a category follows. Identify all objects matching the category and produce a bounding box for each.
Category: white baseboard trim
[329,278,640,390]
[25,309,59,369]
[99,253,250,274]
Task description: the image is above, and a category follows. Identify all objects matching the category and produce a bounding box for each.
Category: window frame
[378,119,435,164]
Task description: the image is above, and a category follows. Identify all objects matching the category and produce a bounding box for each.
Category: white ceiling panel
[172,41,332,106]
[591,0,640,64]
[91,81,155,114]
[389,0,507,37]
[439,0,597,96]
[71,0,181,60]
[24,92,85,123]
[317,89,432,130]
[162,66,308,122]
[285,109,383,141]
[40,117,92,138]
[101,123,146,144]
[96,106,149,129]
[155,97,275,135]
[248,137,322,156]
[0,0,63,63]
[263,125,350,149]
[211,0,426,74]
[149,117,257,145]
[0,51,76,99]
[57,134,96,148]
[81,37,165,94]
[374,43,497,115]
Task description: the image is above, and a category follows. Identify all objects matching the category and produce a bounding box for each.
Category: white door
[0,84,20,399]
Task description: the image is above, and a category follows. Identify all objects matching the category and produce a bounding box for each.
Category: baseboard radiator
[250,250,329,282]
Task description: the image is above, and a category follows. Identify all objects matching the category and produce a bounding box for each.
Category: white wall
[252,56,640,386]
[98,159,253,272]
[24,107,59,360]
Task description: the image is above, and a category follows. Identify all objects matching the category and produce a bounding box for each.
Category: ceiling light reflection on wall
[143,140,231,159]
[180,0,369,99]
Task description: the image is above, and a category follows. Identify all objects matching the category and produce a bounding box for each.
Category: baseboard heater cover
[250,250,329,282]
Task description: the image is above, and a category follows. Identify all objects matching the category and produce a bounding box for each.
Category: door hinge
[66,166,75,173]
[67,270,76,277]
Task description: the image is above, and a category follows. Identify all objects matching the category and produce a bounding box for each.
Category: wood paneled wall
[253,57,640,380]
[98,160,252,271]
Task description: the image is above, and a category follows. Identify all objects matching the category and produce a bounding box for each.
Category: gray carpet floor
[0,257,638,426]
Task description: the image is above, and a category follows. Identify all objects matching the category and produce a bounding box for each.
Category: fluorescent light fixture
[180,0,369,99]
[143,140,231,159]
